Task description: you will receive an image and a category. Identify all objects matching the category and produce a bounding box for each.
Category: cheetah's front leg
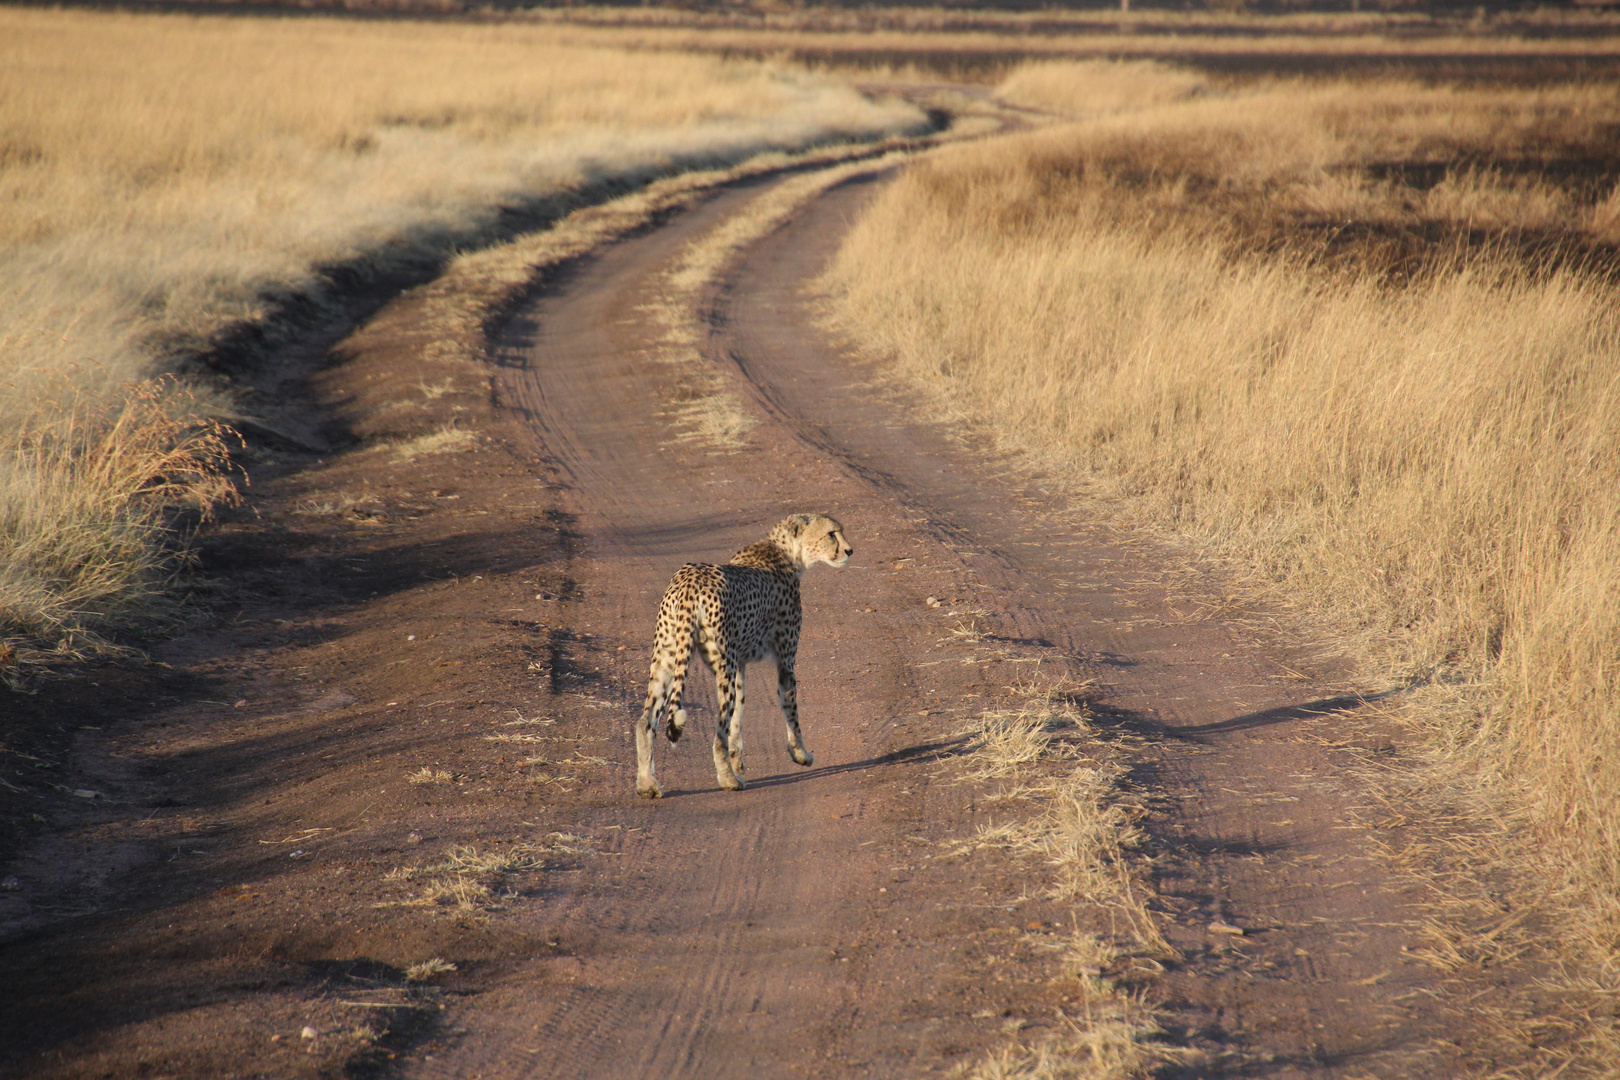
[776,659,814,766]
[635,713,662,799]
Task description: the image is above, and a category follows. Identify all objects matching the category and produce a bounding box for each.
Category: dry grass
[951,684,1176,1077]
[0,378,239,680]
[526,6,1620,79]
[379,838,580,911]
[823,58,1620,1068]
[995,60,1210,118]
[403,958,457,983]
[959,705,1057,780]
[390,425,479,463]
[641,150,921,451]
[406,767,455,786]
[0,6,925,664]
[1,9,918,395]
[960,1005,1165,1080]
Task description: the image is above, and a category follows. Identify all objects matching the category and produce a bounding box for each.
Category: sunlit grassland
[529,3,1620,84]
[0,7,924,669]
[823,60,1620,1062]
[0,7,921,395]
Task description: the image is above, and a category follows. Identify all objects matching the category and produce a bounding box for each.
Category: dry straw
[0,378,238,679]
[951,684,1177,1078]
[0,6,919,399]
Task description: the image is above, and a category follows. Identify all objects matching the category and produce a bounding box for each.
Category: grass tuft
[378,837,585,911]
[949,682,1175,1076]
[0,377,238,677]
[391,425,478,462]
[403,958,457,983]
[407,767,455,786]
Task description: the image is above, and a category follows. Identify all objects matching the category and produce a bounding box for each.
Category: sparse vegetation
[391,425,479,463]
[951,684,1175,1077]
[379,839,583,911]
[407,767,455,785]
[824,57,1620,1067]
[403,957,457,983]
[644,150,919,451]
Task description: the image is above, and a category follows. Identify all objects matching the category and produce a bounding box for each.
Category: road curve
[401,153,1458,1080]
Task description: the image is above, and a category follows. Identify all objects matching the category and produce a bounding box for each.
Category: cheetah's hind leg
[712,676,746,792]
[636,655,682,797]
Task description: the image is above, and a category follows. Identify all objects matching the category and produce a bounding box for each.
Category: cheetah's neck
[729,540,801,580]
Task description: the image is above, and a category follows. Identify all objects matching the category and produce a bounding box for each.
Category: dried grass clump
[378,841,573,912]
[403,957,457,983]
[824,58,1620,1032]
[956,689,1157,921]
[391,425,478,462]
[407,767,455,786]
[0,377,238,675]
[962,1006,1165,1080]
[951,684,1176,1076]
[960,706,1055,779]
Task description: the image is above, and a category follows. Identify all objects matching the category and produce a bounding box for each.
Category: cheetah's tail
[640,597,697,744]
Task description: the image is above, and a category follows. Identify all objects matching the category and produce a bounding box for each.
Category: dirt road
[1,131,1529,1079]
[400,166,1466,1076]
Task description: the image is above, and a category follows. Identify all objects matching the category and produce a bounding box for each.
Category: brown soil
[0,138,1552,1079]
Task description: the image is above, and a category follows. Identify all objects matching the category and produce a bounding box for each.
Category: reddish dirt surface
[0,144,1544,1079]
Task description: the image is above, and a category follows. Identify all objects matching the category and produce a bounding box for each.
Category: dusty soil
[0,132,1554,1078]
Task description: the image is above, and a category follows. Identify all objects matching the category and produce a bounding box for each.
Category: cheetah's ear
[788,514,813,536]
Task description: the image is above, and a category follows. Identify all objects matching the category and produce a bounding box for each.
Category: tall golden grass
[0,379,239,674]
[0,8,920,395]
[823,61,1620,1014]
[0,8,923,665]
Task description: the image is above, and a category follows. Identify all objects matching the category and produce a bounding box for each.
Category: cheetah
[635,513,853,798]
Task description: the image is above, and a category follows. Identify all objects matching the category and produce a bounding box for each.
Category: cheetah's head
[771,513,853,572]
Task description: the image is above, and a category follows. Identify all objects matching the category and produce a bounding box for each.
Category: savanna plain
[4,5,1620,1079]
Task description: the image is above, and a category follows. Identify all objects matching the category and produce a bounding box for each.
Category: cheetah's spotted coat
[635,513,853,798]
